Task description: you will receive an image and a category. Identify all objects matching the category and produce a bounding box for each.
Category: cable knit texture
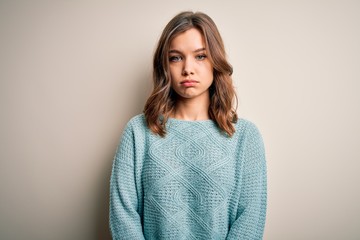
[110,114,267,240]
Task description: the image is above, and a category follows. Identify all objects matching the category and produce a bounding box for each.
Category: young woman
[110,11,267,239]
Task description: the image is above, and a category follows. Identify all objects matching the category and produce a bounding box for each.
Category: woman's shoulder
[234,117,263,139]
[123,113,147,133]
[127,113,146,124]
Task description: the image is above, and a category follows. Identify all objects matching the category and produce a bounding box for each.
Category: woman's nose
[182,58,194,76]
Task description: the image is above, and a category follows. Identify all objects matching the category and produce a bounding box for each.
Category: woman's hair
[144,11,238,137]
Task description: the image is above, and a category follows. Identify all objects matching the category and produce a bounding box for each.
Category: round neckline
[167,117,215,124]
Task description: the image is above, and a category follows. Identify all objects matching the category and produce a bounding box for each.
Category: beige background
[1,0,359,239]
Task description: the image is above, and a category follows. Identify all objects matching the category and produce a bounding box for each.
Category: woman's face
[168,28,213,102]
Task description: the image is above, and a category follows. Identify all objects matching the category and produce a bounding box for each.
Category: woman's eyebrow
[194,47,206,52]
[169,47,206,54]
[168,49,182,54]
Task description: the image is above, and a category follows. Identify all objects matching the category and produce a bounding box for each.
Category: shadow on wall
[95,71,152,240]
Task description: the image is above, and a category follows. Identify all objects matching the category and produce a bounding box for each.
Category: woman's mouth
[180,80,198,87]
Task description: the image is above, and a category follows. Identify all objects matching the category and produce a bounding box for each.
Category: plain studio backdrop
[1,0,359,239]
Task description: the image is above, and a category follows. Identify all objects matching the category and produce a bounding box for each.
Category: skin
[168,28,214,121]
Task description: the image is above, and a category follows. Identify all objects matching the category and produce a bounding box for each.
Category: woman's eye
[196,54,207,60]
[169,56,182,62]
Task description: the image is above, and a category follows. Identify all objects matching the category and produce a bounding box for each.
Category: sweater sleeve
[226,121,267,240]
[109,121,145,240]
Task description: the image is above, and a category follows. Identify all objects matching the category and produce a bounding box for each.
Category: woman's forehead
[169,28,206,52]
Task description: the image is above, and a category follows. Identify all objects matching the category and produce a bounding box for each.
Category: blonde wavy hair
[144,11,238,137]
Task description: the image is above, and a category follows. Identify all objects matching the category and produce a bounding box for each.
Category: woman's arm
[109,121,145,240]
[226,121,267,240]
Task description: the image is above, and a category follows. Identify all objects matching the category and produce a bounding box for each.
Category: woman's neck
[171,94,210,121]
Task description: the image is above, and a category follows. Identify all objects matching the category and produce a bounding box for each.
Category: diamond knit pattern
[110,114,267,240]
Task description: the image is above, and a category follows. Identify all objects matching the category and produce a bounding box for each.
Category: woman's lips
[180,80,198,87]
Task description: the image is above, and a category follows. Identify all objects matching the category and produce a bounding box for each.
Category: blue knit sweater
[109,114,267,239]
